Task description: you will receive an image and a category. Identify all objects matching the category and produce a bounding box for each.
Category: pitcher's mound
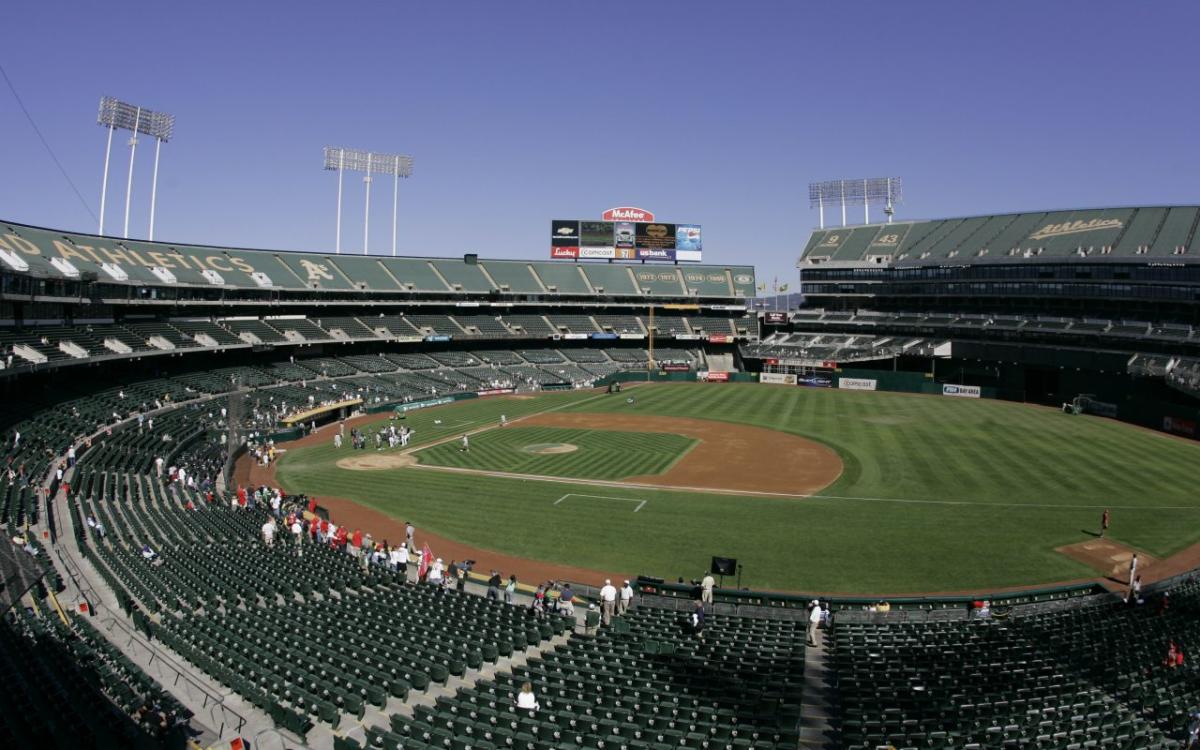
[337,453,418,470]
[521,443,579,455]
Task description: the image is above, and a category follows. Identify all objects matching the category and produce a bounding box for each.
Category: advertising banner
[942,383,982,399]
[550,246,578,259]
[1163,416,1197,436]
[675,224,702,252]
[674,334,701,341]
[424,335,451,342]
[760,372,798,385]
[614,222,636,252]
[602,207,655,222]
[799,375,833,388]
[675,250,703,262]
[661,363,691,372]
[563,333,589,340]
[708,334,731,344]
[764,312,788,325]
[636,248,676,261]
[551,219,580,245]
[703,371,730,382]
[578,246,615,259]
[635,222,676,250]
[838,377,877,391]
[590,332,618,340]
[399,397,454,412]
[477,389,515,397]
[619,333,645,340]
[394,335,424,343]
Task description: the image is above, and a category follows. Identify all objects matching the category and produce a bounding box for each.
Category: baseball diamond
[271,383,1200,594]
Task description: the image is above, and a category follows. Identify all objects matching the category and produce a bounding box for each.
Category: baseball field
[274,383,1200,594]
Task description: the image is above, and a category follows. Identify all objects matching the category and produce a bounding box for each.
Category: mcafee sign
[602,207,655,222]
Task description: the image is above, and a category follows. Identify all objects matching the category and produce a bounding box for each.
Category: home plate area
[553,493,647,513]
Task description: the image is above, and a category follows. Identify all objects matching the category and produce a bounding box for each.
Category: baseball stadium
[5,4,1200,750]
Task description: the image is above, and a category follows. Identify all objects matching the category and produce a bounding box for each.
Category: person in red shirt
[319,518,330,543]
[237,485,247,509]
[351,529,363,557]
[307,497,317,515]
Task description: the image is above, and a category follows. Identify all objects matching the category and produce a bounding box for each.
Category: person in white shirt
[701,573,715,605]
[516,682,539,712]
[389,544,405,572]
[807,600,822,647]
[429,558,445,586]
[599,579,617,626]
[262,519,276,547]
[619,580,634,615]
[291,519,303,556]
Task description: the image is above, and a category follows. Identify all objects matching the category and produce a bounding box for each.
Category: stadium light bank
[97,96,175,240]
[808,177,902,228]
[324,147,414,256]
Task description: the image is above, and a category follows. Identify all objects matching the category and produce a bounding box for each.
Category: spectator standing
[619,580,634,615]
[1101,508,1110,538]
[559,584,575,616]
[487,571,502,601]
[807,600,822,647]
[690,601,706,640]
[261,518,276,548]
[701,572,715,604]
[599,579,617,625]
[505,574,518,604]
[405,521,415,549]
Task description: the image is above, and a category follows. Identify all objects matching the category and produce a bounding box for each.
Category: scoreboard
[551,218,702,262]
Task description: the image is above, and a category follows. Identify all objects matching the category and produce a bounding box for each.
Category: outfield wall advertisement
[799,375,833,388]
[760,372,798,385]
[838,377,878,391]
[942,384,981,398]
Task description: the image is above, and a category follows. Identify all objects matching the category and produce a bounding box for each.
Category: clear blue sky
[2,1,1198,287]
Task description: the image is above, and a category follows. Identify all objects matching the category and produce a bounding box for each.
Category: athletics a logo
[299,259,334,282]
[1028,218,1123,241]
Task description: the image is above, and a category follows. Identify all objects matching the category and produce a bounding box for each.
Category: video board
[551,219,702,262]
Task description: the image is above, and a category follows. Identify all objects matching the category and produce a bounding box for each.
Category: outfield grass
[276,384,1200,593]
[414,426,697,480]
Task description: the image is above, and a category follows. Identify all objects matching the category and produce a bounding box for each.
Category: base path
[517,412,842,495]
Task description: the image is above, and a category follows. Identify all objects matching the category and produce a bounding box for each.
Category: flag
[418,543,432,579]
[779,283,789,292]
[757,283,766,292]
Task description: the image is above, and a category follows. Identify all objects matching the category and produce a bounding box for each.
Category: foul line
[406,463,1200,510]
[554,493,647,512]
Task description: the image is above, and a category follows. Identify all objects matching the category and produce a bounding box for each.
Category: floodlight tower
[808,177,903,228]
[324,147,413,255]
[96,96,175,239]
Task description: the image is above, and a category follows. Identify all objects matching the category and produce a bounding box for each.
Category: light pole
[324,147,413,255]
[97,96,175,239]
[808,177,903,229]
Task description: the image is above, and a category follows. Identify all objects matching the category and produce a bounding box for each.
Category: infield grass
[414,426,697,480]
[276,383,1200,593]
